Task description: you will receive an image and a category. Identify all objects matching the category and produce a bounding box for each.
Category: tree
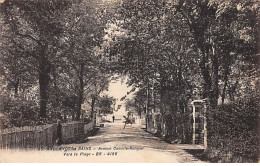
[173,0,259,107]
[0,34,38,95]
[97,95,115,115]
[57,0,113,121]
[104,0,259,142]
[1,0,71,120]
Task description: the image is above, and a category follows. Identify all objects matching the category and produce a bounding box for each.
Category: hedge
[206,97,259,162]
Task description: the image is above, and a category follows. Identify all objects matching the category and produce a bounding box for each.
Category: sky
[103,75,134,116]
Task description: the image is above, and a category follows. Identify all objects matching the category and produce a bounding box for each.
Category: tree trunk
[211,44,219,108]
[90,97,96,118]
[198,45,212,100]
[221,65,229,104]
[39,56,51,120]
[221,52,231,104]
[145,81,150,131]
[14,79,19,95]
[179,101,185,143]
[228,80,238,101]
[52,68,60,105]
[76,63,84,121]
[198,43,219,109]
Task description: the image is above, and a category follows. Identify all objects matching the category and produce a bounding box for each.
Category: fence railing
[0,120,95,150]
[83,120,95,133]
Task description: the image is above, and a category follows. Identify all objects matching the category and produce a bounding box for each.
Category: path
[0,120,206,163]
[60,120,206,163]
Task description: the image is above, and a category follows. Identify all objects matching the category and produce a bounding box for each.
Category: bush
[1,94,39,127]
[152,110,192,144]
[207,96,259,162]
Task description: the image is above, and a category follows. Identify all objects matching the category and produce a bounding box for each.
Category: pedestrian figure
[123,113,133,129]
[56,120,63,146]
[112,115,115,123]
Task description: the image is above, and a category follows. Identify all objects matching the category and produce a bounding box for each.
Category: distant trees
[97,95,115,115]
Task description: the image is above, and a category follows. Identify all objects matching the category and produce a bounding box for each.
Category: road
[59,120,206,163]
[0,120,206,163]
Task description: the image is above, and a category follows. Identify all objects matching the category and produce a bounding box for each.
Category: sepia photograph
[0,0,259,163]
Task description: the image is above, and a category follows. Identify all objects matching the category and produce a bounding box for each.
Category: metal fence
[0,121,95,150]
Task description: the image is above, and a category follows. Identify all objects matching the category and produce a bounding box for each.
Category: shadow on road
[184,149,209,162]
[140,128,209,162]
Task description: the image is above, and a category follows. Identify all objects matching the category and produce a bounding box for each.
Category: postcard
[0,0,259,163]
